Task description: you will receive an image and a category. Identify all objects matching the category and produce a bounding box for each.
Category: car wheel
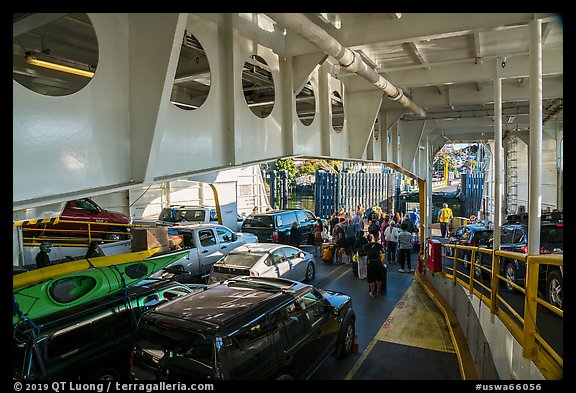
[104,228,126,241]
[462,252,471,270]
[546,270,562,309]
[474,264,482,280]
[305,262,315,281]
[91,367,120,380]
[338,319,355,358]
[504,262,517,293]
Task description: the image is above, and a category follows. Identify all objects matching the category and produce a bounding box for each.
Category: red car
[22,198,132,241]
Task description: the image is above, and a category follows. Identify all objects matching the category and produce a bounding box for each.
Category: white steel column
[493,59,504,249]
[528,19,542,254]
[425,135,433,241]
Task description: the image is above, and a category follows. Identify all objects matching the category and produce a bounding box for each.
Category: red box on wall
[428,238,443,273]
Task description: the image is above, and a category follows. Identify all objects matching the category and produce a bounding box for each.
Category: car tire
[462,251,471,270]
[90,367,121,380]
[104,228,127,241]
[474,264,482,280]
[338,319,355,358]
[305,262,315,281]
[546,270,562,309]
[504,261,518,293]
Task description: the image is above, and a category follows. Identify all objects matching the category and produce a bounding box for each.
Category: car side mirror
[331,306,340,317]
[299,252,305,258]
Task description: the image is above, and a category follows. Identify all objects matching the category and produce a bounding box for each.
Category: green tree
[275,158,298,187]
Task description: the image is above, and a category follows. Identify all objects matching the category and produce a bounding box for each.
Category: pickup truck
[152,223,258,281]
[156,205,245,232]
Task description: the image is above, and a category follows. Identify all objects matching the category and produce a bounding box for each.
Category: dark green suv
[13,279,203,380]
[130,276,356,380]
[241,209,319,244]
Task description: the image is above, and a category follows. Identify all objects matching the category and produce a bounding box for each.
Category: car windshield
[541,225,563,244]
[474,230,493,242]
[159,208,206,223]
[242,215,273,228]
[218,253,265,268]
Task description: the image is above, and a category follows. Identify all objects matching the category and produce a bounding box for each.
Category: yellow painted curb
[415,270,479,380]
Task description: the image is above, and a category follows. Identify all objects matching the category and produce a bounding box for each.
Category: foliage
[275,158,298,187]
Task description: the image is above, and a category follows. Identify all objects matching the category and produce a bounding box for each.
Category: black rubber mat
[352,341,461,380]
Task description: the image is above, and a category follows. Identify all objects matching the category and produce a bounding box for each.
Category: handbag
[352,252,358,262]
[379,251,385,263]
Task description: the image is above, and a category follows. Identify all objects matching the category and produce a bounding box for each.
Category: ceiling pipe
[266,13,427,118]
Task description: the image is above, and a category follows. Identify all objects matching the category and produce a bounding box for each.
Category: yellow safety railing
[19,219,153,247]
[440,243,563,380]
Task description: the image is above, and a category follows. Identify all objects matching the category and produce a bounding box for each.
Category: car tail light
[250,270,260,277]
[555,223,563,227]
[540,246,551,254]
[520,245,528,254]
[273,231,278,242]
[469,239,477,246]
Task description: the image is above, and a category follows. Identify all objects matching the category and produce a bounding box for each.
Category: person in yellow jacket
[438,203,453,238]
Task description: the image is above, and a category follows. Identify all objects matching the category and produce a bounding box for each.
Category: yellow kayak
[13,247,160,289]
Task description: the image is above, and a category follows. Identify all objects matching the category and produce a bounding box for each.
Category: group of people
[324,205,423,298]
[35,240,105,269]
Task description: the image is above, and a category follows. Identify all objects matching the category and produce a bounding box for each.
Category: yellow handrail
[439,242,563,379]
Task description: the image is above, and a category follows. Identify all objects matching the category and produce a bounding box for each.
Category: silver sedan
[208,243,315,284]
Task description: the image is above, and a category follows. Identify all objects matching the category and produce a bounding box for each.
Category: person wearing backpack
[365,234,386,297]
[368,217,380,242]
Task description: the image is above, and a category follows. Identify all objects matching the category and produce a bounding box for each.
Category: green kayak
[13,249,189,326]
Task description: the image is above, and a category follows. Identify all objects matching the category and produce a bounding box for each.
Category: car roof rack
[226,276,298,292]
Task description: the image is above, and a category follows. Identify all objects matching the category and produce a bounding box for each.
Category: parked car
[21,198,132,241]
[130,276,355,380]
[157,205,244,231]
[446,224,493,268]
[208,243,315,284]
[499,221,563,300]
[472,219,564,309]
[150,223,258,281]
[241,208,319,244]
[13,279,203,380]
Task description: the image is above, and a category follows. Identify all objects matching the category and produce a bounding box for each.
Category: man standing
[438,203,453,238]
[397,223,414,273]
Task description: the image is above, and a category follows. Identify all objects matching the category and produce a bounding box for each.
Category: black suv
[13,279,202,380]
[474,213,563,308]
[499,218,563,301]
[241,209,319,244]
[130,276,356,380]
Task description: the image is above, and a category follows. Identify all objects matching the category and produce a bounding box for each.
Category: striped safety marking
[13,217,60,227]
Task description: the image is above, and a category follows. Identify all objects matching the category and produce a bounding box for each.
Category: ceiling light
[25,54,94,78]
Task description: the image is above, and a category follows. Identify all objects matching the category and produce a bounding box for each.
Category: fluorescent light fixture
[25,54,94,78]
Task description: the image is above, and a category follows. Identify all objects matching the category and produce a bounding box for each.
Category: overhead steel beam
[266,13,426,118]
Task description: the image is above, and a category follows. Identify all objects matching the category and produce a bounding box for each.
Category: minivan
[130,276,356,380]
[241,209,319,244]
